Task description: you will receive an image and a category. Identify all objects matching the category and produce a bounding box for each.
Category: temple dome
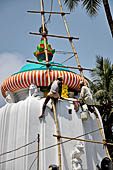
[12,61,72,76]
[1,61,83,99]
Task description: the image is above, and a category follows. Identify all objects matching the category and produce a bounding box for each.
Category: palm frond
[90,56,113,92]
[96,56,104,77]
[109,78,113,99]
[103,58,111,73]
[107,108,113,120]
[84,76,98,92]
[89,56,113,160]
[90,56,104,81]
[93,89,106,98]
[64,0,80,11]
[82,0,101,16]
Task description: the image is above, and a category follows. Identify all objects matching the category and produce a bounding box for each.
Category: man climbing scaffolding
[39,76,63,119]
[78,80,95,114]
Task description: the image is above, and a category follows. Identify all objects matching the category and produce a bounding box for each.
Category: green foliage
[89,56,113,160]
[64,0,101,16]
[90,56,113,103]
[64,0,80,11]
[82,0,101,16]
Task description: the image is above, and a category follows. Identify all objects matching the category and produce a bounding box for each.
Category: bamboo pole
[94,107,111,159]
[40,0,50,84]
[40,2,62,168]
[52,101,62,170]
[29,32,79,40]
[58,0,83,78]
[27,10,70,15]
[26,59,96,71]
[53,134,113,146]
[37,134,40,170]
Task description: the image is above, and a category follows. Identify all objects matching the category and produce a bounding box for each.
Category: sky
[0,0,113,107]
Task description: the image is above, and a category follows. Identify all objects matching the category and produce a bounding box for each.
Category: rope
[61,55,74,64]
[0,123,113,165]
[0,137,37,157]
[29,156,37,170]
[45,0,53,25]
[55,51,75,54]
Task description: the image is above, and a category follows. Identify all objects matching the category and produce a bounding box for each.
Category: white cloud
[0,52,25,107]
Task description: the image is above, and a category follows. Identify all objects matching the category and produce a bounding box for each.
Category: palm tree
[90,56,113,104]
[89,56,113,159]
[64,0,113,37]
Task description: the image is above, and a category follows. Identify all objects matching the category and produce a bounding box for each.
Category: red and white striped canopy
[1,70,82,98]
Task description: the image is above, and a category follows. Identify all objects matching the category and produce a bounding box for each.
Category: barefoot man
[39,76,63,119]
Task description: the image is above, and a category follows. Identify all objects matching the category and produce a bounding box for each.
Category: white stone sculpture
[80,104,88,120]
[72,142,84,170]
[29,84,43,98]
[5,91,14,103]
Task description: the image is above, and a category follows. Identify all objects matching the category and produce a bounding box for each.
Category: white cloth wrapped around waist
[79,86,94,105]
[47,92,59,98]
[84,96,94,105]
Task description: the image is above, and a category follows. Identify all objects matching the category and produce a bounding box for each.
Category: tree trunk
[103,0,113,37]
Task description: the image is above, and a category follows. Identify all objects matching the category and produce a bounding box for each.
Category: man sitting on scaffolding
[78,80,95,114]
[39,76,63,119]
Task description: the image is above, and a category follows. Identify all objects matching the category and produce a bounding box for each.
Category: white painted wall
[0,97,107,170]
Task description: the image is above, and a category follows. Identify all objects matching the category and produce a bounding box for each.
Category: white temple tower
[0,59,108,170]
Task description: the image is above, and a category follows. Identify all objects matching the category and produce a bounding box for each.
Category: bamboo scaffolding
[29,32,79,40]
[40,0,50,84]
[40,1,62,169]
[53,134,113,146]
[37,134,40,170]
[27,10,70,15]
[27,1,109,168]
[58,0,83,77]
[26,59,96,71]
[52,102,62,170]
[94,107,111,159]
